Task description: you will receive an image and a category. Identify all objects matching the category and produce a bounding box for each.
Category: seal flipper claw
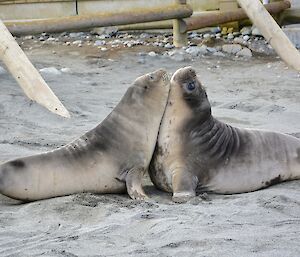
[125,167,148,200]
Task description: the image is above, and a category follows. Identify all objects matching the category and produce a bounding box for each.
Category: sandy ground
[0,40,300,257]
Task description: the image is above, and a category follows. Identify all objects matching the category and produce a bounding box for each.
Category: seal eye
[149,74,155,81]
[187,81,196,91]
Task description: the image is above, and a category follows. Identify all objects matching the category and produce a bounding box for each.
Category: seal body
[0,69,170,201]
[149,67,300,202]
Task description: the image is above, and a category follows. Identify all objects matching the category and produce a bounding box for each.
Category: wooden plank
[5,4,192,35]
[237,0,300,72]
[0,20,70,118]
[185,1,291,32]
[0,0,73,4]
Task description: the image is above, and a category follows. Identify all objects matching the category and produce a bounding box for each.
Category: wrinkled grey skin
[149,66,300,203]
[0,69,170,202]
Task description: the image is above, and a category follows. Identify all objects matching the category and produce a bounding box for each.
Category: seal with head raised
[149,66,300,203]
[0,69,170,201]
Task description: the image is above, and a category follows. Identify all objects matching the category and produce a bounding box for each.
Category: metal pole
[173,0,188,47]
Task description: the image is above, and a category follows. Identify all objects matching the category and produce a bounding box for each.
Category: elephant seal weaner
[0,69,170,201]
[149,66,300,203]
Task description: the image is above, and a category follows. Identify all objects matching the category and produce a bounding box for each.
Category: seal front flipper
[119,167,148,200]
[116,167,148,200]
[171,169,198,203]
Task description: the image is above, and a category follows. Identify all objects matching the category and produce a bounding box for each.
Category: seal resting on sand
[149,66,300,203]
[0,69,170,201]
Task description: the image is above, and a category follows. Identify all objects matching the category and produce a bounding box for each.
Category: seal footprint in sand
[0,69,170,201]
[150,66,300,203]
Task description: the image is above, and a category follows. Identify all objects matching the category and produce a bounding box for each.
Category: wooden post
[237,0,300,72]
[219,0,239,32]
[0,20,70,118]
[173,0,188,47]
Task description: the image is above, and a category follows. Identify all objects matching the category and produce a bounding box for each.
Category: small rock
[233,37,244,44]
[60,32,68,37]
[91,26,118,37]
[236,47,252,57]
[186,45,207,56]
[72,40,82,45]
[39,67,61,75]
[47,37,56,42]
[216,33,222,39]
[69,32,85,38]
[94,40,106,46]
[222,44,242,54]
[243,35,250,41]
[65,42,71,46]
[203,33,211,39]
[164,43,174,49]
[100,47,108,51]
[188,32,199,39]
[24,35,34,40]
[211,27,221,33]
[148,51,157,57]
[168,49,189,62]
[227,33,234,40]
[252,26,262,36]
[240,26,252,35]
[0,66,7,75]
[60,68,71,73]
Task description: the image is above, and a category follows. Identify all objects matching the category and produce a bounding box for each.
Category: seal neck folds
[186,116,242,162]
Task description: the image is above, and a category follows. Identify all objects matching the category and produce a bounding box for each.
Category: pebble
[240,26,252,35]
[164,43,174,49]
[252,27,262,36]
[24,35,34,40]
[203,33,211,39]
[168,49,189,62]
[222,44,242,54]
[216,33,222,39]
[236,47,252,57]
[69,32,85,38]
[233,37,244,44]
[243,35,250,41]
[47,37,56,42]
[100,47,108,51]
[91,26,118,37]
[72,40,82,45]
[227,33,234,40]
[211,27,221,33]
[94,40,106,46]
[148,51,157,57]
[185,45,207,56]
[39,67,61,75]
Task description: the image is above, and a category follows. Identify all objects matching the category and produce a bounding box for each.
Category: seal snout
[171,66,196,84]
